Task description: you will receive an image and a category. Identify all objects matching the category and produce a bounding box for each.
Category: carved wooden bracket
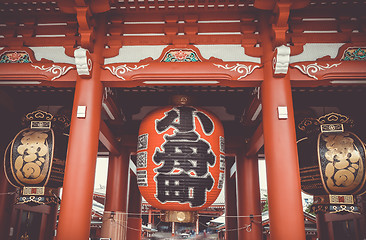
[74,48,93,78]
[272,2,291,45]
[76,6,94,49]
[272,45,291,77]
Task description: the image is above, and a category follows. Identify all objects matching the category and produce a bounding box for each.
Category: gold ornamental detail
[10,129,54,186]
[318,132,365,194]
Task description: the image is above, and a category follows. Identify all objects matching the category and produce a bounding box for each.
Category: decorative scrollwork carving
[292,62,342,80]
[105,64,149,80]
[213,63,260,80]
[273,45,291,76]
[74,48,92,77]
[31,64,73,81]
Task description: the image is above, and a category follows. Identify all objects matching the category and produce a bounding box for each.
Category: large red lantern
[136,104,225,212]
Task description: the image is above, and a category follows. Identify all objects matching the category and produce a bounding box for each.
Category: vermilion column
[0,165,15,239]
[127,172,142,240]
[57,17,105,240]
[316,213,329,240]
[101,148,130,239]
[260,14,306,240]
[46,189,60,240]
[224,156,238,240]
[236,150,262,240]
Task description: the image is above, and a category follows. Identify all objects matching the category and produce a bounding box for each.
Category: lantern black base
[16,195,61,206]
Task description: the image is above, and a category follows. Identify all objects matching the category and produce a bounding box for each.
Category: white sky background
[94,157,109,193]
[93,156,312,208]
[94,158,267,191]
[93,158,266,192]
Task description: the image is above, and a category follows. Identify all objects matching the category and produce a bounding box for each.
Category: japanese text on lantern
[137,105,225,210]
[153,106,215,207]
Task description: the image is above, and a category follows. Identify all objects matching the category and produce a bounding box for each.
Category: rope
[0,192,16,195]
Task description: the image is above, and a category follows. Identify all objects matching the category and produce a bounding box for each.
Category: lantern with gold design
[136,96,225,223]
[4,110,69,205]
[297,112,366,213]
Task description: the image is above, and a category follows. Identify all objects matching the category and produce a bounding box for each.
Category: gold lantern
[297,113,366,213]
[4,110,69,205]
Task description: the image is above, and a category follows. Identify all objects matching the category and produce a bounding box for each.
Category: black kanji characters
[153,106,216,207]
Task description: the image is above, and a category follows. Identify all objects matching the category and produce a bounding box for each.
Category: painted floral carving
[31,64,74,81]
[105,64,149,80]
[342,47,366,61]
[0,51,31,63]
[213,63,260,80]
[161,49,201,62]
[293,63,342,80]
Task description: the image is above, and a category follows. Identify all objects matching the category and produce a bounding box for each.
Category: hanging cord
[102,211,263,219]
[198,213,262,218]
[101,211,262,233]
[208,214,262,233]
[102,210,263,219]
[102,213,145,232]
[0,192,16,195]
[103,210,143,217]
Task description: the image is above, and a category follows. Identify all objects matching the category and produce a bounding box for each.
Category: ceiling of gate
[0,0,365,53]
[2,85,366,148]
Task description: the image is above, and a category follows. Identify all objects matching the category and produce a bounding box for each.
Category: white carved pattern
[31,64,73,81]
[273,45,290,75]
[74,48,92,76]
[293,62,342,80]
[105,64,150,80]
[213,63,260,80]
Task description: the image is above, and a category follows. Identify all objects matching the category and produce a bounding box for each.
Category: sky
[93,157,267,190]
[92,156,312,209]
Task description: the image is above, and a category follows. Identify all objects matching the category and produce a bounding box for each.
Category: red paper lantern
[137,105,225,211]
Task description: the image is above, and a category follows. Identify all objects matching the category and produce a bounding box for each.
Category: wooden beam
[241,88,261,126]
[246,122,264,157]
[102,93,125,123]
[99,120,119,155]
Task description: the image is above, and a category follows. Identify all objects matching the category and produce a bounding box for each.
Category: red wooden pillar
[260,14,306,239]
[46,189,59,240]
[56,17,105,240]
[224,156,238,240]
[0,168,15,239]
[101,147,130,239]
[148,209,152,228]
[316,212,329,240]
[126,170,142,240]
[236,151,262,240]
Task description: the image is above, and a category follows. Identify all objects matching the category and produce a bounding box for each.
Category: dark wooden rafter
[102,88,125,123]
[110,0,256,12]
[246,122,263,157]
[0,1,365,58]
[61,0,112,50]
[99,120,120,155]
[241,87,262,126]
